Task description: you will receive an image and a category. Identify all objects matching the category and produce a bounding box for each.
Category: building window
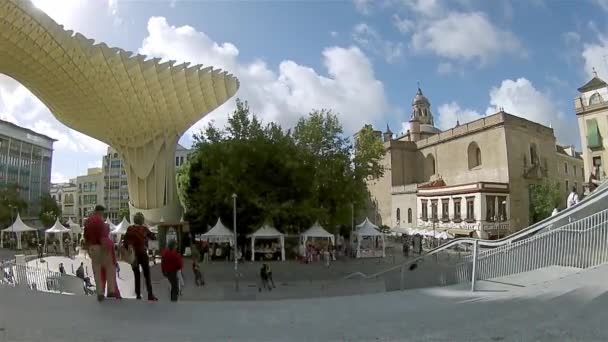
[593,156,603,178]
[467,142,482,169]
[587,119,603,149]
[589,92,603,105]
[407,208,412,223]
[175,156,180,167]
[564,163,568,174]
[486,195,496,221]
[530,143,539,165]
[431,200,438,221]
[396,208,401,222]
[453,198,461,221]
[466,197,475,222]
[573,165,577,176]
[441,199,449,221]
[421,200,428,221]
[497,196,507,221]
[565,180,569,193]
[574,182,578,192]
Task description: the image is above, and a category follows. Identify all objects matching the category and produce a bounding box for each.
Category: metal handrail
[360,180,608,279]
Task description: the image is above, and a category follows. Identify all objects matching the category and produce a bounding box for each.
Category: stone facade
[365,87,583,238]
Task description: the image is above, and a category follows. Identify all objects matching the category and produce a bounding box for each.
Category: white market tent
[1,213,37,250]
[355,218,385,258]
[105,218,117,231]
[44,219,71,252]
[201,218,234,244]
[301,221,334,245]
[111,217,131,239]
[250,224,285,261]
[66,218,81,237]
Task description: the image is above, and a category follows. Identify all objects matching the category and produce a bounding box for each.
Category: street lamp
[430,203,436,247]
[232,193,238,291]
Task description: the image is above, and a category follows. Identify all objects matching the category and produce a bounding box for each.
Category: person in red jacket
[161,239,183,302]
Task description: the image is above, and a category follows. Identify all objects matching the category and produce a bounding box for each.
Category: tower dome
[410,86,434,126]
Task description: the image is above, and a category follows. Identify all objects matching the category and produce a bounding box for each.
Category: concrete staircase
[2,264,608,341]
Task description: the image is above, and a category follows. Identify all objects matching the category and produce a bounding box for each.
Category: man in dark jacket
[123,212,157,301]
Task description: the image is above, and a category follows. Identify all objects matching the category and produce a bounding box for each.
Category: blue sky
[1,0,608,182]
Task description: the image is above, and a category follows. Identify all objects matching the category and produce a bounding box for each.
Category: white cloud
[400,0,445,17]
[393,14,414,34]
[51,172,69,184]
[593,0,608,11]
[330,31,339,38]
[437,102,482,130]
[581,34,608,79]
[353,0,373,15]
[411,12,523,64]
[485,78,576,145]
[436,61,464,75]
[139,17,390,136]
[352,23,404,63]
[435,78,578,146]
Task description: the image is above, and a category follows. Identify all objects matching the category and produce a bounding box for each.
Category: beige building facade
[50,182,77,221]
[575,72,608,184]
[366,87,583,239]
[75,168,104,224]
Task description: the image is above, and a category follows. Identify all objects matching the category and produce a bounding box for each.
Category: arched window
[529,143,539,165]
[589,93,603,106]
[396,208,401,222]
[467,142,482,169]
[425,154,436,180]
[407,208,412,223]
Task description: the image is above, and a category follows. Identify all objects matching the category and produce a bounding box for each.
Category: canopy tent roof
[356,218,382,236]
[105,218,117,231]
[45,219,71,234]
[301,221,334,244]
[111,217,131,235]
[2,213,37,232]
[66,218,81,234]
[200,218,234,242]
[251,224,284,238]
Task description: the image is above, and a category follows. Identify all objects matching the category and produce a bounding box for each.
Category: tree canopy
[39,193,61,228]
[183,99,385,238]
[0,184,28,227]
[529,180,562,224]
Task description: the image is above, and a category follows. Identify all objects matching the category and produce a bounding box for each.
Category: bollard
[399,265,405,291]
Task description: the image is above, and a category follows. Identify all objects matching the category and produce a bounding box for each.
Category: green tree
[118,208,130,221]
[39,193,61,228]
[0,184,28,227]
[530,180,561,223]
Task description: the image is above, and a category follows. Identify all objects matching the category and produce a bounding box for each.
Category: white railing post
[471,239,479,292]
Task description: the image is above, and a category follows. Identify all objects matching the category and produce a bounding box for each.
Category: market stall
[66,218,81,240]
[198,218,235,261]
[301,221,334,246]
[110,217,131,241]
[250,224,285,261]
[354,218,385,258]
[44,219,71,253]
[1,213,38,250]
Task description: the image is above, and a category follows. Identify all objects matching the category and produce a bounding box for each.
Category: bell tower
[411,85,434,126]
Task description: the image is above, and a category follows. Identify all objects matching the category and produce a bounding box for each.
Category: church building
[365,87,584,239]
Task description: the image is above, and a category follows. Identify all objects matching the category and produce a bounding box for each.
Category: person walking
[123,212,158,301]
[83,205,117,302]
[567,186,580,208]
[193,260,204,286]
[161,240,183,302]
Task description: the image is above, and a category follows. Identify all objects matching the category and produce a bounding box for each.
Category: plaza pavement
[1,264,608,341]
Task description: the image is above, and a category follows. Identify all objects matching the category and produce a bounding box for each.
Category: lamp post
[232,193,238,291]
[431,202,437,248]
[8,204,16,230]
